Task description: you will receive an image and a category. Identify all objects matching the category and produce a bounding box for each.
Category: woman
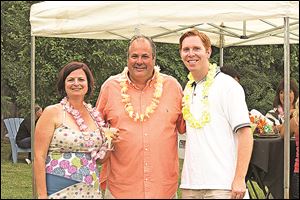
[34,61,118,199]
[265,79,299,135]
[291,98,299,199]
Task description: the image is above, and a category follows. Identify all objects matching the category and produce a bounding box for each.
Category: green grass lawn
[1,138,33,199]
[1,138,264,199]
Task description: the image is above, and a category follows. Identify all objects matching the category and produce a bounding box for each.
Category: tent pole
[220,48,223,67]
[283,17,290,199]
[219,23,224,67]
[31,35,36,199]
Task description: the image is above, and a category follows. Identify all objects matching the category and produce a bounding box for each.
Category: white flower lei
[119,66,164,122]
[182,63,217,129]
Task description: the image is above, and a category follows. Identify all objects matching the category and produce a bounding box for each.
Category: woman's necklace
[60,97,105,147]
[182,63,217,129]
[119,66,164,122]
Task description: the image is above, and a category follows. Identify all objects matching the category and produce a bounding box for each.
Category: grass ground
[1,138,264,199]
[1,138,33,199]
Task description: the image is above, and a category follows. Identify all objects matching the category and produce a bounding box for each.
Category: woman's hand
[102,127,121,148]
[273,124,282,134]
[111,131,121,144]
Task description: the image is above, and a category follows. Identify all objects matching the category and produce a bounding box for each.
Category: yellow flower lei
[119,66,164,122]
[182,63,217,128]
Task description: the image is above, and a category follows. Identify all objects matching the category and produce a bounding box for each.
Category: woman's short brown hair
[56,61,94,98]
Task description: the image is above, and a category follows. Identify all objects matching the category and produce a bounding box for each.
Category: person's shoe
[25,158,31,164]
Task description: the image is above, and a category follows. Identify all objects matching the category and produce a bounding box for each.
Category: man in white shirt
[179,29,253,199]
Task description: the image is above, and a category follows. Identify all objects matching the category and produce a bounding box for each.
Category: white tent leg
[30,35,36,199]
[283,16,291,199]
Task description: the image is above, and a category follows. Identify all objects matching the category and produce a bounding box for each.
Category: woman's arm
[34,105,58,199]
[278,116,298,138]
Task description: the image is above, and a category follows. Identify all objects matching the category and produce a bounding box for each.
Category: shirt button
[144,133,148,136]
[145,162,148,166]
[145,178,148,181]
[145,148,148,151]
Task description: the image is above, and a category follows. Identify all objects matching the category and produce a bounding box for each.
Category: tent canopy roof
[30,1,299,47]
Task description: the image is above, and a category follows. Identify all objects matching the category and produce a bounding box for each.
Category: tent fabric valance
[30,1,299,47]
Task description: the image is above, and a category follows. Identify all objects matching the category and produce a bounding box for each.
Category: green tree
[1,1,299,117]
[223,45,299,114]
[1,1,35,115]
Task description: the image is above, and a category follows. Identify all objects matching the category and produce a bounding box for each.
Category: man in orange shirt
[96,35,186,198]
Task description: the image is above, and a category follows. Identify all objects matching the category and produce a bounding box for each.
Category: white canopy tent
[29,1,299,198]
[30,1,299,46]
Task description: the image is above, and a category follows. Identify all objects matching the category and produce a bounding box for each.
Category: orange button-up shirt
[96,72,185,198]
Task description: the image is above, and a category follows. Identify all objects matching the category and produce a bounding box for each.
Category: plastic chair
[3,117,31,163]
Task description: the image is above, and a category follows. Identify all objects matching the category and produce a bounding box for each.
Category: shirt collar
[125,70,156,89]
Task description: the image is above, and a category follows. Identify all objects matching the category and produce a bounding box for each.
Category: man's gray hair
[128,35,156,60]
